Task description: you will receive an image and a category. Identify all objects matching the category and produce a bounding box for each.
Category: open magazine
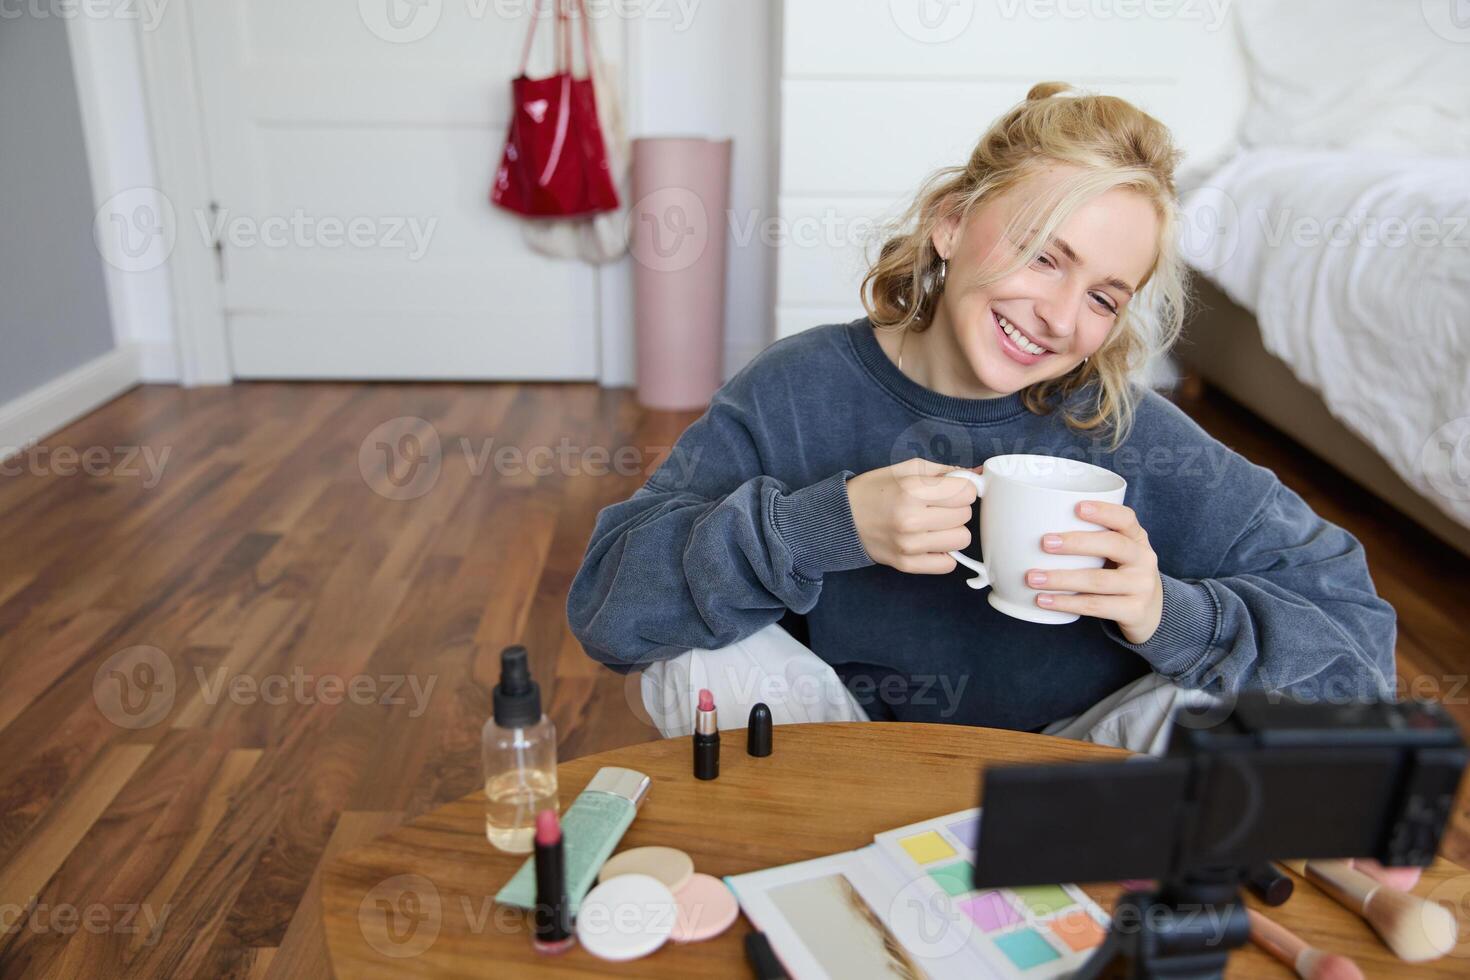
[725,807,1108,979]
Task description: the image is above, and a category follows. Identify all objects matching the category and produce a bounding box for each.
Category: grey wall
[0,16,115,406]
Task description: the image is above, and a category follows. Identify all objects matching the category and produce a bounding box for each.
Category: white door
[186,0,617,379]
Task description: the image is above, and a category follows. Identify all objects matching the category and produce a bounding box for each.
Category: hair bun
[1026,81,1074,101]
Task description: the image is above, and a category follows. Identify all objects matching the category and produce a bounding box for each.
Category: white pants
[639,624,1218,756]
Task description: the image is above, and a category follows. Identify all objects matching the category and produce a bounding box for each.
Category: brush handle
[1248,908,1308,967]
[1302,859,1378,912]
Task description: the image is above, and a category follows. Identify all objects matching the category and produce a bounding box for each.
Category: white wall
[776,0,1247,339]
[622,1,782,380]
[66,16,179,382]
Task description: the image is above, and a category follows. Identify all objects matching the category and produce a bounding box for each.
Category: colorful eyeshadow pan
[926,861,975,897]
[899,831,956,864]
[946,817,981,848]
[995,928,1061,970]
[1049,910,1106,951]
[1011,884,1074,917]
[958,891,1021,932]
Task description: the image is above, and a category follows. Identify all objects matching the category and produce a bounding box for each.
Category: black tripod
[1071,869,1250,980]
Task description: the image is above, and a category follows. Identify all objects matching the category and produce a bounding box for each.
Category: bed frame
[1177,275,1470,558]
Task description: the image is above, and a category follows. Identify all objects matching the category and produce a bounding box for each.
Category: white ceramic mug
[944,454,1128,625]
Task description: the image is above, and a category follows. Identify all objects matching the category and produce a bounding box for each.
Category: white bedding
[1179,148,1470,531]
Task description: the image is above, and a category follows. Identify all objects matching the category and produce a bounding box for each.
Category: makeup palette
[727,805,1110,980]
[875,808,1107,977]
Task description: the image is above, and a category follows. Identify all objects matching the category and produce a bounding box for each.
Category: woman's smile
[992,308,1056,364]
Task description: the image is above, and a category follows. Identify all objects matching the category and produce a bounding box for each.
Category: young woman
[568,83,1395,734]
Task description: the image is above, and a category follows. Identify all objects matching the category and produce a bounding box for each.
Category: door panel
[188,0,615,378]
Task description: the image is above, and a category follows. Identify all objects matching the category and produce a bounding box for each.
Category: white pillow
[1235,0,1470,155]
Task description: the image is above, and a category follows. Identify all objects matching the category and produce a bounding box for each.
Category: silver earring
[937,258,947,290]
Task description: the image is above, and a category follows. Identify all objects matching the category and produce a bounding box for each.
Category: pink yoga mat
[630,137,732,411]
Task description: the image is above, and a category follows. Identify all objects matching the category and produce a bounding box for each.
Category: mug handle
[943,469,989,590]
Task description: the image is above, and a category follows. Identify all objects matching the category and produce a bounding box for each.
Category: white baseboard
[0,345,142,459]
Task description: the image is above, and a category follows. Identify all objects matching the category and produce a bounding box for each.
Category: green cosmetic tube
[494,766,651,916]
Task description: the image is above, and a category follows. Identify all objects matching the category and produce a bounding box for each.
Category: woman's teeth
[998,314,1047,356]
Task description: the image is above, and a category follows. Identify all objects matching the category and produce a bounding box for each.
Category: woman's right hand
[846,459,980,573]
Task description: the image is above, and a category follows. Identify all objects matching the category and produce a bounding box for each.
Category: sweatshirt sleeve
[1105,481,1397,700]
[566,395,872,670]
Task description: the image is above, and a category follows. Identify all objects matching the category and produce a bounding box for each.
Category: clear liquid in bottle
[484,766,558,853]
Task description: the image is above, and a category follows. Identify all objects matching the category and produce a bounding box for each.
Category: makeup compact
[576,873,677,962]
[671,873,739,944]
[597,845,694,893]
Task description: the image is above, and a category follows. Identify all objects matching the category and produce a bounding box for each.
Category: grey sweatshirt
[568,319,1396,731]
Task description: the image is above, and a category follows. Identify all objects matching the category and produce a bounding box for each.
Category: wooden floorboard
[0,379,1466,977]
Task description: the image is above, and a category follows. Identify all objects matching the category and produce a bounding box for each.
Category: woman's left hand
[1027,500,1164,644]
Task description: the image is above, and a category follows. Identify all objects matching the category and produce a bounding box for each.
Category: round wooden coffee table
[321,723,1470,977]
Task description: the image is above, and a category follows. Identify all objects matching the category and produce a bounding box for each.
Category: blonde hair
[861,81,1187,446]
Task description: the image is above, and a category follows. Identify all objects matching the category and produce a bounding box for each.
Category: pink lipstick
[694,689,719,780]
[532,809,574,954]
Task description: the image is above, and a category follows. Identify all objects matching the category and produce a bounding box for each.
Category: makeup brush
[1284,859,1457,962]
[1247,908,1364,980]
[1349,858,1422,892]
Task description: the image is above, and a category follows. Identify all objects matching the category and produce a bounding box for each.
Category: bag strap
[518,0,599,81]
[518,0,570,76]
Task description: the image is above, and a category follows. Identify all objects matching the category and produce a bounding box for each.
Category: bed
[1172,1,1470,557]
[1177,150,1470,556]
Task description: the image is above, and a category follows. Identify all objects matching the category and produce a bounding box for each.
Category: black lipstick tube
[694,702,720,780]
[532,817,574,953]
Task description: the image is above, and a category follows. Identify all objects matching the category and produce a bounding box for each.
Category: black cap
[747,703,773,756]
[1244,862,1293,906]
[493,646,541,727]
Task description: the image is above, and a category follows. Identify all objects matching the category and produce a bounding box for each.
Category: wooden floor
[0,380,1466,978]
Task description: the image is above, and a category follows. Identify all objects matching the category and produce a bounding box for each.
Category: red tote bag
[491,0,620,218]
